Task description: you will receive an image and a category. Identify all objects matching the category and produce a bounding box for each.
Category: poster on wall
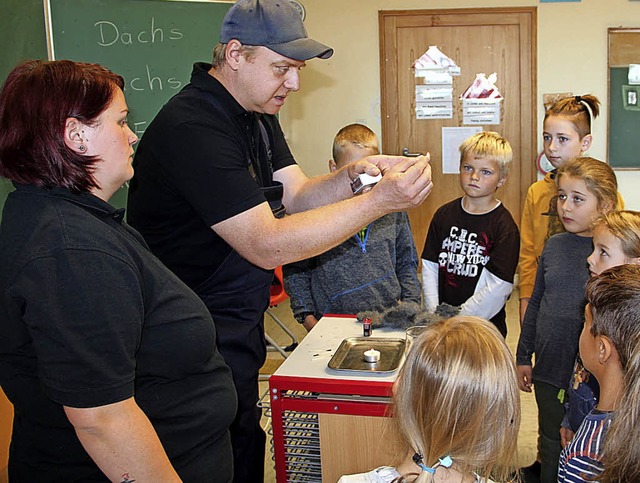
[413,46,459,120]
[442,127,482,174]
[460,73,503,125]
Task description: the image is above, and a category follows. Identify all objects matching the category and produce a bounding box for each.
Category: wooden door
[380,8,537,257]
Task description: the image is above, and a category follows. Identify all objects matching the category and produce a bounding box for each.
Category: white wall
[279,0,640,209]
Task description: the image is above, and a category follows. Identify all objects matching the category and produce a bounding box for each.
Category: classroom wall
[0,0,637,208]
[278,0,640,209]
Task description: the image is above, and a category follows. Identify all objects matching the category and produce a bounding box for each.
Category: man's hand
[516,365,533,392]
[347,156,382,181]
[347,153,429,179]
[364,154,433,211]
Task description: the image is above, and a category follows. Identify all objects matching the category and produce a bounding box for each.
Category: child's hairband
[412,453,453,474]
[573,95,593,124]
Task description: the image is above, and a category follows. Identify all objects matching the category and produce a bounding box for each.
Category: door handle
[402,147,422,157]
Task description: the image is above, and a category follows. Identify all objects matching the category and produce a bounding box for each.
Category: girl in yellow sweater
[519,95,600,322]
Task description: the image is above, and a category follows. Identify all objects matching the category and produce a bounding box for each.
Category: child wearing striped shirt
[557,265,640,482]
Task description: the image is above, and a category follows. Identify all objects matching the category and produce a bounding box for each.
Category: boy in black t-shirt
[421,131,520,336]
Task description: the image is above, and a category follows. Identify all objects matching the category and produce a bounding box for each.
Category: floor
[259,288,538,482]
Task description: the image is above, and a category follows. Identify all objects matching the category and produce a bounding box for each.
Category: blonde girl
[588,210,640,276]
[516,157,618,482]
[339,316,520,483]
[518,95,600,322]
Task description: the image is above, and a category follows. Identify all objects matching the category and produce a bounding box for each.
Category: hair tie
[575,95,583,103]
[412,453,453,474]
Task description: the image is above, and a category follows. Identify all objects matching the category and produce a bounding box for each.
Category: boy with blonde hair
[284,124,422,330]
[421,131,519,336]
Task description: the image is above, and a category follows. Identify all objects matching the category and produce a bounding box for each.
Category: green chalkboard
[609,67,640,169]
[0,0,49,221]
[0,0,48,83]
[48,0,232,207]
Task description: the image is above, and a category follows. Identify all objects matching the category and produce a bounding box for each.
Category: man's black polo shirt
[128,62,296,289]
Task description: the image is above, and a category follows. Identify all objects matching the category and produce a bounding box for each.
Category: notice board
[608,28,640,169]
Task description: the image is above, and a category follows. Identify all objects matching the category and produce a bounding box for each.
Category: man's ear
[64,117,87,154]
[225,40,244,71]
[328,159,337,173]
[581,134,593,153]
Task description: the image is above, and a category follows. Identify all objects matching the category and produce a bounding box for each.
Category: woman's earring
[78,144,86,153]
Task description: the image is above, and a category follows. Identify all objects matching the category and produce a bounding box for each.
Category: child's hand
[302,315,318,331]
[516,365,533,392]
[560,427,575,448]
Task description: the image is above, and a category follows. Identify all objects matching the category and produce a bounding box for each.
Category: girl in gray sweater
[515,157,618,483]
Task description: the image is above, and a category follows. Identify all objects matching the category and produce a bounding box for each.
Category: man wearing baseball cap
[128,1,433,480]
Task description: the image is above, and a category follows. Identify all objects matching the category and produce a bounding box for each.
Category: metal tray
[328,337,405,373]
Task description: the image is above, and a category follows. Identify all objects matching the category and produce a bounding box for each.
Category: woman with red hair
[0,60,236,482]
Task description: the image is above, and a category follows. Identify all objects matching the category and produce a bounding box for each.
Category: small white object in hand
[363,348,381,363]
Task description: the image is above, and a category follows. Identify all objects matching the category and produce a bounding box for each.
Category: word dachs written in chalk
[94,18,183,46]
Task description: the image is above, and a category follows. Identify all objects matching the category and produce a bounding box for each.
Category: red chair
[264,266,298,359]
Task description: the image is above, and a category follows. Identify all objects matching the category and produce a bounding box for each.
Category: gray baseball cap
[220,0,334,61]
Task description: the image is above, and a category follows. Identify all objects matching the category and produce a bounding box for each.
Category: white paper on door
[413,46,459,120]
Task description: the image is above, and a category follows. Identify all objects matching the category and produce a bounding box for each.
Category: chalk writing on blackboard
[92,18,186,101]
[47,0,232,207]
[49,0,231,138]
[94,18,184,47]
